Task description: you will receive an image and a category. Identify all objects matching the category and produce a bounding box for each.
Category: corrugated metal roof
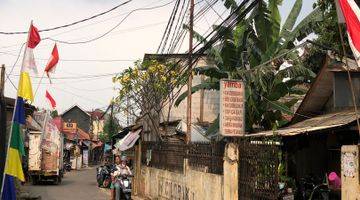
[63,128,90,140]
[292,57,360,123]
[292,57,333,122]
[328,58,360,72]
[248,110,359,137]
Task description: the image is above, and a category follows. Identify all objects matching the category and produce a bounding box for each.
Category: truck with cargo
[28,111,64,184]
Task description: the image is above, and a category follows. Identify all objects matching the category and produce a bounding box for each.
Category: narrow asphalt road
[22,167,111,200]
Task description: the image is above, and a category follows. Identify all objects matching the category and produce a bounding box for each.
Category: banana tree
[176,0,320,133]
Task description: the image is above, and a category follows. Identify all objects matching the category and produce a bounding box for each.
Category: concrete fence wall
[134,143,238,200]
[341,145,360,200]
[138,165,223,200]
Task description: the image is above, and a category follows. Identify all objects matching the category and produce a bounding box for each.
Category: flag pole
[0,21,32,197]
[337,23,360,140]
[34,71,45,96]
[0,96,19,197]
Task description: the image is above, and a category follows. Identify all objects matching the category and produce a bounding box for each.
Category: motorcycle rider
[111,155,132,200]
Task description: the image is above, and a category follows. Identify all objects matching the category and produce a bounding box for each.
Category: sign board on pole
[63,122,77,133]
[83,150,89,167]
[219,79,245,136]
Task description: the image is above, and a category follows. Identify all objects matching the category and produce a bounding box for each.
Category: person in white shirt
[110,155,132,200]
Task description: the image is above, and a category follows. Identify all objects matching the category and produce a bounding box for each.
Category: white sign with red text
[220,79,245,136]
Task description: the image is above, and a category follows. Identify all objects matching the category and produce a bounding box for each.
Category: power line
[0,0,168,51]
[9,72,118,79]
[4,43,25,83]
[0,20,167,54]
[167,0,189,53]
[0,51,137,62]
[30,75,113,84]
[64,85,115,92]
[169,0,220,53]
[48,0,167,38]
[0,0,132,35]
[204,0,224,21]
[46,0,176,45]
[52,86,107,105]
[157,0,181,53]
[5,73,17,91]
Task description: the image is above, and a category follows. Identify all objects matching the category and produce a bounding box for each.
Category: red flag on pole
[28,24,41,49]
[45,90,56,109]
[44,44,59,82]
[336,0,360,66]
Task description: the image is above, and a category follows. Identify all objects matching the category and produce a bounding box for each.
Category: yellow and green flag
[2,23,40,200]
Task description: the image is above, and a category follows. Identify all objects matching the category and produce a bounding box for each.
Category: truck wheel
[53,176,61,185]
[31,176,38,185]
[124,193,131,200]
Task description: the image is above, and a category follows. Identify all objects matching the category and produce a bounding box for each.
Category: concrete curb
[132,195,150,200]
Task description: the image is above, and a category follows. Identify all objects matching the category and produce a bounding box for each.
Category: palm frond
[280,0,303,39]
[174,80,220,107]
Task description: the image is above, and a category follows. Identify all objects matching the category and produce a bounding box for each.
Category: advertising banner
[219,79,245,136]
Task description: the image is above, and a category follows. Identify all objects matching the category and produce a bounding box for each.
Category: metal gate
[238,140,280,200]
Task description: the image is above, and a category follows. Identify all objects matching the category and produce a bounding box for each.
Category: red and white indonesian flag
[45,90,56,109]
[18,23,41,102]
[336,0,360,66]
[44,43,59,81]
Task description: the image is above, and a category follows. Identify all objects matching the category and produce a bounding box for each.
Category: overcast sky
[0,0,315,119]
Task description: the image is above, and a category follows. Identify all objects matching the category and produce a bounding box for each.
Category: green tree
[50,110,59,118]
[101,117,121,142]
[302,0,353,74]
[177,0,320,132]
[113,60,182,140]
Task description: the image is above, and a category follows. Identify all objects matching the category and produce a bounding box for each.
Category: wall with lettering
[139,166,223,200]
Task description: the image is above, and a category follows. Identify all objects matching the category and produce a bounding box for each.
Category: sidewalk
[132,195,150,200]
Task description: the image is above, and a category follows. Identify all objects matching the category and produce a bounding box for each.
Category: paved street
[22,167,110,200]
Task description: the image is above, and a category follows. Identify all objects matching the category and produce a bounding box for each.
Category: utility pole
[0,65,4,96]
[110,102,114,159]
[110,102,114,136]
[337,24,360,140]
[186,0,194,144]
[0,65,6,192]
[126,96,129,126]
[199,74,204,123]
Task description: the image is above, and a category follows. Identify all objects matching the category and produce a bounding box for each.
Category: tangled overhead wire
[0,0,132,35]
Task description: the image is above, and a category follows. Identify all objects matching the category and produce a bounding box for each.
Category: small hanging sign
[219,79,245,136]
[341,151,357,178]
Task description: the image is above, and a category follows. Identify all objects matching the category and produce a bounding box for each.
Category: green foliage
[102,117,121,141]
[177,0,319,133]
[113,60,182,116]
[113,60,183,139]
[302,0,351,74]
[98,132,109,143]
[50,110,59,118]
[174,79,220,106]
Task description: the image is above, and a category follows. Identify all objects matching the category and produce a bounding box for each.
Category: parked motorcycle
[96,164,114,188]
[298,175,330,200]
[64,161,72,172]
[114,174,132,200]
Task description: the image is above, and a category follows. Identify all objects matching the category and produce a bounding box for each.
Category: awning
[91,141,103,149]
[26,115,42,131]
[248,110,359,137]
[65,142,74,150]
[63,128,90,140]
[104,144,112,153]
[114,129,141,151]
